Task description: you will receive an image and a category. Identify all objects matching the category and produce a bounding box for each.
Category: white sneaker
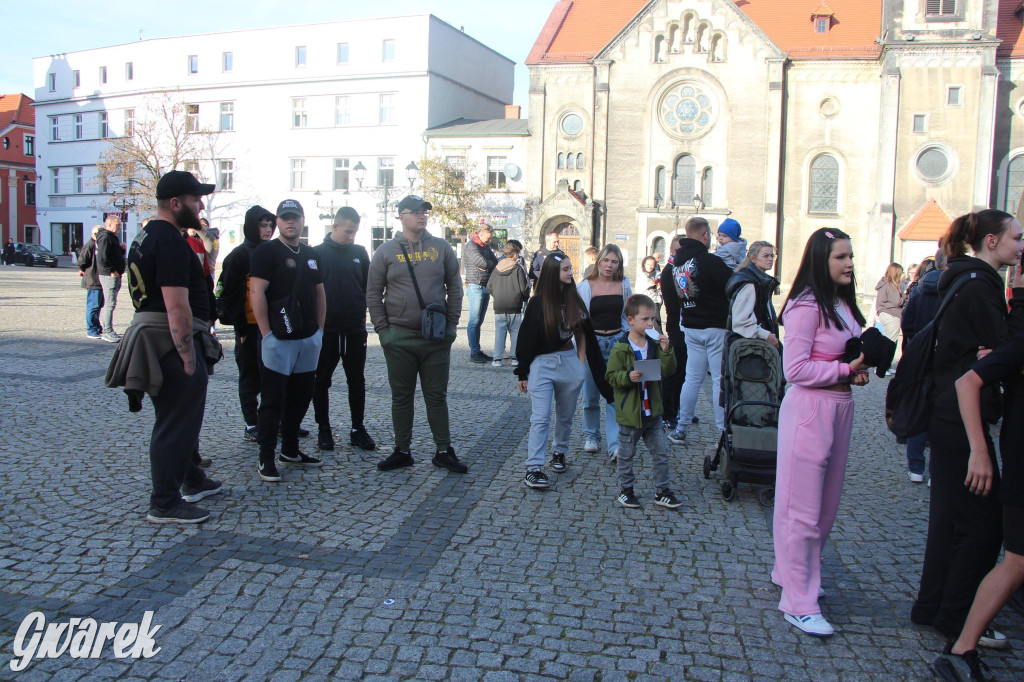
[978,627,1009,649]
[583,438,599,453]
[784,612,834,637]
[608,448,618,463]
[908,472,925,483]
[511,359,519,367]
[491,359,502,367]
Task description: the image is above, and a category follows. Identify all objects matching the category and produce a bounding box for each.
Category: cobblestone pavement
[1,267,1022,681]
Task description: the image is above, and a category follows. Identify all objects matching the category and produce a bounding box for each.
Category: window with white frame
[219,160,234,191]
[654,166,666,205]
[124,109,134,136]
[445,156,467,185]
[487,156,507,189]
[291,159,306,190]
[379,94,395,125]
[186,104,199,132]
[295,46,307,67]
[73,70,80,88]
[913,114,928,133]
[74,167,83,194]
[51,168,60,194]
[99,112,108,139]
[293,99,308,127]
[99,66,107,84]
[222,52,233,72]
[125,62,134,81]
[1006,155,1024,215]
[808,153,840,213]
[947,86,963,107]
[382,39,395,62]
[334,158,350,191]
[24,135,33,156]
[335,96,351,126]
[220,102,234,131]
[50,116,59,141]
[377,157,394,187]
[926,0,957,17]
[188,55,198,74]
[74,115,83,140]
[337,43,349,64]
[47,73,55,91]
[672,155,696,206]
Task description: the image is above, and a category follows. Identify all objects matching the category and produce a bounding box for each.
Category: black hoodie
[314,232,370,334]
[669,237,733,330]
[217,205,274,327]
[931,256,1024,424]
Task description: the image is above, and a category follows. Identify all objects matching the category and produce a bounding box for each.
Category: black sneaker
[318,429,335,451]
[279,451,323,467]
[617,487,641,508]
[934,643,990,681]
[181,478,223,503]
[432,446,468,473]
[378,447,414,471]
[257,457,282,482]
[524,469,549,489]
[198,454,212,467]
[350,426,377,451]
[551,453,567,473]
[243,426,258,442]
[654,488,683,509]
[146,501,210,524]
[469,352,491,364]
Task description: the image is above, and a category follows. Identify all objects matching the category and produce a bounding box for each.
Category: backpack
[884,272,976,439]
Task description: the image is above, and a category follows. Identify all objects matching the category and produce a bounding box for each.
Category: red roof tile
[997,1,1024,57]
[0,94,35,131]
[527,0,649,64]
[897,199,952,242]
[735,0,881,60]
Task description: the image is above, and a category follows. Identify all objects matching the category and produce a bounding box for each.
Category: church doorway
[540,216,581,274]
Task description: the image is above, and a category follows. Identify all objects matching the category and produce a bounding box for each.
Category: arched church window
[576,153,584,169]
[672,155,696,207]
[558,152,565,169]
[809,154,840,213]
[1006,155,1024,215]
[566,153,575,170]
[655,166,666,206]
[701,167,713,208]
[573,180,583,193]
[654,35,666,63]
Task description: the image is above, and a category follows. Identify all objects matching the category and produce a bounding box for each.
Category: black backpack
[885,272,976,439]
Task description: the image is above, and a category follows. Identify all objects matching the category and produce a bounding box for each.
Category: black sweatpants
[913,415,1003,637]
[149,342,208,510]
[234,323,262,427]
[312,329,368,431]
[661,328,687,424]
[258,367,316,459]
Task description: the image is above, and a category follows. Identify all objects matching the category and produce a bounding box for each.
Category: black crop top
[590,294,623,330]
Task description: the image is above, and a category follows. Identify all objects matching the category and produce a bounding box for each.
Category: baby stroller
[704,334,783,506]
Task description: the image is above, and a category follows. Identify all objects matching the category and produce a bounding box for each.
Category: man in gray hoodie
[366,195,467,473]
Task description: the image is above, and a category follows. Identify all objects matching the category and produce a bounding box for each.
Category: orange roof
[0,94,34,130]
[897,199,952,242]
[735,0,881,60]
[997,1,1024,57]
[527,0,649,64]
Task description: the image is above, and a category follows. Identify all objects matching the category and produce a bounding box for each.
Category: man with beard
[249,199,326,482]
[96,214,126,342]
[529,230,560,286]
[218,205,276,441]
[312,206,376,452]
[109,170,222,523]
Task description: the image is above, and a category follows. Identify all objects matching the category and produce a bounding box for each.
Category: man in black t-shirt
[122,170,222,524]
[250,199,327,481]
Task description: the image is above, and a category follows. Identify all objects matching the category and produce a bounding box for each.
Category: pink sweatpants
[771,385,854,616]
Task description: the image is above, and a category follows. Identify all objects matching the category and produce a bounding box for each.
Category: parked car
[21,244,59,268]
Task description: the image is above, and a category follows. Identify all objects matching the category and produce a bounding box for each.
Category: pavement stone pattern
[1,266,1022,680]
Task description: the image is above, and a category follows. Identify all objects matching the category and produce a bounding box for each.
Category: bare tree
[416,155,487,242]
[94,93,217,215]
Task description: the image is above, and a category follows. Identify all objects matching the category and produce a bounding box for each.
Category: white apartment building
[32,15,514,255]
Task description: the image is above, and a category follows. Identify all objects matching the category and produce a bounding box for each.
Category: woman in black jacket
[912,209,1024,645]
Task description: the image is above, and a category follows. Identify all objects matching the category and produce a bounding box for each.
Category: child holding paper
[605,294,681,509]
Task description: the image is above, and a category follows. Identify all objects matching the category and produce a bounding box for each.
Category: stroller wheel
[758,487,775,507]
[721,480,736,501]
[703,455,712,480]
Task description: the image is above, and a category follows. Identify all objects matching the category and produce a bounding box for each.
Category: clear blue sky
[1,0,554,110]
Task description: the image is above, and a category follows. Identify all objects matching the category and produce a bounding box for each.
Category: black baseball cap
[276,199,304,218]
[155,170,215,200]
[396,195,432,214]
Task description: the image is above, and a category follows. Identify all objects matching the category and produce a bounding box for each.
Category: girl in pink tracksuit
[772,228,870,637]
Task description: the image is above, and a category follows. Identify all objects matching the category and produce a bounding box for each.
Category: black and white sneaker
[654,488,682,509]
[524,469,549,489]
[257,457,282,482]
[934,642,990,681]
[318,429,335,451]
[243,426,258,442]
[181,478,223,503]
[350,426,377,451]
[551,453,566,473]
[978,627,1008,650]
[279,451,323,467]
[378,447,414,471]
[146,501,210,524]
[617,487,641,508]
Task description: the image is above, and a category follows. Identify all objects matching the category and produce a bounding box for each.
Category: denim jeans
[99,274,121,334]
[582,330,626,452]
[906,432,929,475]
[493,311,522,360]
[677,326,727,432]
[617,416,671,490]
[85,289,104,336]
[526,349,585,469]
[466,283,490,355]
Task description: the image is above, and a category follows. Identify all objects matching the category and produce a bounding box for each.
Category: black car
[21,244,59,268]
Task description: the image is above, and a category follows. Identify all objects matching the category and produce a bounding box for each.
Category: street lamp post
[352,160,419,252]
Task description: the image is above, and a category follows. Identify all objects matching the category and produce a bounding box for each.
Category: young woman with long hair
[873,262,905,344]
[637,255,663,327]
[515,251,612,489]
[912,209,1024,646]
[577,244,632,460]
[772,228,869,637]
[725,240,780,348]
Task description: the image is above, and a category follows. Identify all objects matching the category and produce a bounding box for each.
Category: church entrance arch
[541,216,581,274]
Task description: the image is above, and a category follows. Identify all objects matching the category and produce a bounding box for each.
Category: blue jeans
[493,310,522,360]
[466,283,490,355]
[582,330,626,452]
[677,326,727,432]
[85,289,104,336]
[906,432,929,475]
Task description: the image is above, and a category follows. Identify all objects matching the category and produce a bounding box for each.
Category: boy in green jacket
[606,294,682,509]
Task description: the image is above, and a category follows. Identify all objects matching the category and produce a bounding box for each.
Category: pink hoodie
[781,295,861,387]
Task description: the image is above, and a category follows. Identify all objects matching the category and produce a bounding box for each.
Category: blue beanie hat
[718,218,741,241]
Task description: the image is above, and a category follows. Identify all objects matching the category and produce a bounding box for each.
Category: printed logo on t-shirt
[285,258,296,269]
[307,259,318,270]
[674,258,700,309]
[353,258,360,264]
[397,247,439,263]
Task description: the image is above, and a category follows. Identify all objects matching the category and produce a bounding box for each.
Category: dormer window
[926,0,957,17]
[811,3,834,33]
[815,17,829,33]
